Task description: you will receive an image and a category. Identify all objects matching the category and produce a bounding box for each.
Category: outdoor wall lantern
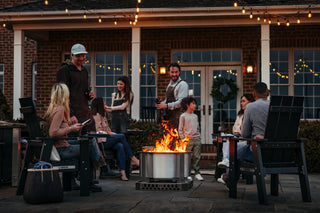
[246,65,254,74]
[160,66,167,75]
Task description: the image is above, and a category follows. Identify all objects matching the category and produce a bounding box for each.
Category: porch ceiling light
[246,65,253,74]
[160,67,167,75]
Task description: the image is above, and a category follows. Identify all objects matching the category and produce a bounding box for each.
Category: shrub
[298,120,320,173]
[128,120,162,157]
[0,88,13,121]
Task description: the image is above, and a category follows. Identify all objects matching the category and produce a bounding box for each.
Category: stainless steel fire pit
[139,151,191,181]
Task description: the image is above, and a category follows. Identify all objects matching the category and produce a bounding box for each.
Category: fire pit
[136,121,193,191]
[139,151,191,181]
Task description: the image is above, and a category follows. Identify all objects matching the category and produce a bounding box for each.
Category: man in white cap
[57,43,95,130]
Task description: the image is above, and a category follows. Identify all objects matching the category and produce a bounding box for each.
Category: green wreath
[210,78,238,103]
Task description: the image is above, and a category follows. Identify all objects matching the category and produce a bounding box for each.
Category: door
[181,66,242,144]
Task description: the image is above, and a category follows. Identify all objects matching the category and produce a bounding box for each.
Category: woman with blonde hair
[44,83,104,192]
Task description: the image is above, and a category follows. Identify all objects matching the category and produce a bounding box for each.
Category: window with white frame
[0,63,3,92]
[270,49,320,119]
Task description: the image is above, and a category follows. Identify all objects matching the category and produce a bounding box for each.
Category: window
[128,53,157,120]
[0,63,3,92]
[96,53,124,106]
[172,50,241,63]
[270,49,320,119]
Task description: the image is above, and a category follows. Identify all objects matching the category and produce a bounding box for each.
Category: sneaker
[195,174,204,181]
[217,173,228,185]
[90,184,102,192]
[187,176,193,181]
[218,158,229,168]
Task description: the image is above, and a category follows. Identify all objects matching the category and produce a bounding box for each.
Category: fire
[144,120,190,152]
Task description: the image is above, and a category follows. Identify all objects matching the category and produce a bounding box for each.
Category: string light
[308,10,312,18]
[233,1,238,7]
[297,17,301,24]
[257,16,261,21]
[242,7,245,14]
[263,17,267,23]
[65,8,69,13]
[135,13,138,19]
[83,14,87,19]
[99,17,102,23]
[114,16,117,25]
[268,18,272,24]
[137,0,141,3]
[277,19,280,26]
[249,12,253,19]
[136,7,139,13]
[2,23,6,28]
[44,0,48,5]
[286,19,290,27]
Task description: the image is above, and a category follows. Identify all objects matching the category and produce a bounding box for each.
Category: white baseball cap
[71,43,88,55]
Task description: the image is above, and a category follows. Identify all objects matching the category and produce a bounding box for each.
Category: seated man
[218,82,270,185]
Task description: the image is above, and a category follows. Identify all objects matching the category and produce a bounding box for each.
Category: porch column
[13,30,25,120]
[131,27,141,120]
[261,24,270,87]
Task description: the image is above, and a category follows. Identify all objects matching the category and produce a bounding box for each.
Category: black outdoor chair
[228,95,311,205]
[16,97,91,196]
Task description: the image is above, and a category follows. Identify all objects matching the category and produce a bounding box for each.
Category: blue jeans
[67,138,101,161]
[57,144,80,160]
[109,134,134,158]
[100,139,126,171]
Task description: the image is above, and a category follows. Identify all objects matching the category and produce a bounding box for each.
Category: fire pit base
[135,179,193,191]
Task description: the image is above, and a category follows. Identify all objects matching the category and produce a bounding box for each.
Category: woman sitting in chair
[44,83,104,192]
[91,97,139,181]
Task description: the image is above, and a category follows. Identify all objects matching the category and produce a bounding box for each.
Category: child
[178,96,203,181]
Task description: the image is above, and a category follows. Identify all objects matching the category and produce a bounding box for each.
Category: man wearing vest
[156,62,189,130]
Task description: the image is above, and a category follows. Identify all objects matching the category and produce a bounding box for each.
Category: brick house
[1,0,320,145]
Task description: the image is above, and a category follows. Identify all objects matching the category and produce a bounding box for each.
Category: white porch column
[13,30,24,120]
[131,27,141,120]
[261,24,270,87]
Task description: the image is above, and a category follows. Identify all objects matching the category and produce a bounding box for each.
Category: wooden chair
[228,95,311,204]
[16,97,91,196]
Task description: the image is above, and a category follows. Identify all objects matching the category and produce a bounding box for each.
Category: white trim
[261,24,270,87]
[131,27,141,120]
[13,30,24,120]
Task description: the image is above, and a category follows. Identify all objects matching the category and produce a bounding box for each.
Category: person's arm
[49,107,81,137]
[241,109,252,138]
[109,92,132,111]
[178,115,185,139]
[168,81,189,110]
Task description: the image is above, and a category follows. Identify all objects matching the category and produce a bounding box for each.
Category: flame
[144,120,190,152]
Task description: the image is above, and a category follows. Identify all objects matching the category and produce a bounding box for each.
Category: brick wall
[2,22,320,117]
[0,0,37,112]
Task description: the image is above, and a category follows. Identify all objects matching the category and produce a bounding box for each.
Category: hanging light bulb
[133,21,137,26]
[138,0,141,3]
[268,18,271,24]
[65,8,69,13]
[249,12,253,19]
[114,20,117,25]
[286,20,290,27]
[136,7,139,13]
[277,19,280,26]
[129,20,133,25]
[297,17,301,24]
[135,13,138,19]
[83,14,87,19]
[99,17,102,23]
[308,10,312,18]
[263,17,267,22]
[233,1,238,7]
[242,7,245,14]
[44,0,48,5]
[2,23,6,28]
[257,16,261,21]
